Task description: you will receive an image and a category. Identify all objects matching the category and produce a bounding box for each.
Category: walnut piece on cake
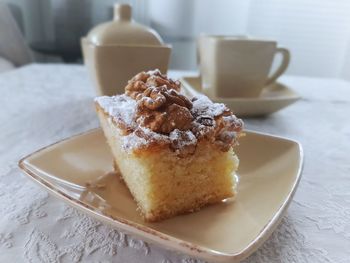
[95,69,243,222]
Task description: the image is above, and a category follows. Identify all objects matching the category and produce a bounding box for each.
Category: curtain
[3,0,349,79]
[150,0,350,80]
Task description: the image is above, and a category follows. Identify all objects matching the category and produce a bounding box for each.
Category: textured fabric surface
[0,64,349,263]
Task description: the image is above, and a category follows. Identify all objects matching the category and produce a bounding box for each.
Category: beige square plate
[181,76,301,117]
[19,128,303,263]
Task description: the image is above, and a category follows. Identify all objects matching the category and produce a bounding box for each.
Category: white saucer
[181,76,301,117]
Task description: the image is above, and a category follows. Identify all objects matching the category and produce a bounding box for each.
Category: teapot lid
[87,4,164,46]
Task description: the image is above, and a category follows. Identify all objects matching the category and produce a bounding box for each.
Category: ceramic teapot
[81,4,171,96]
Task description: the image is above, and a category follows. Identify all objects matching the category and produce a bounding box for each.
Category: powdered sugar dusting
[95,94,136,129]
[169,129,197,156]
[122,126,170,153]
[191,95,227,117]
[122,132,149,152]
[169,129,197,147]
[145,69,161,75]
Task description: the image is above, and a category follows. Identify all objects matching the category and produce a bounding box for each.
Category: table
[0,64,349,262]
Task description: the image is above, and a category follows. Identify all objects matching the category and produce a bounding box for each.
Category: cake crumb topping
[95,70,243,156]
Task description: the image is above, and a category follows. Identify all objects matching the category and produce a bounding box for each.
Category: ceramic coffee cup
[198,35,290,98]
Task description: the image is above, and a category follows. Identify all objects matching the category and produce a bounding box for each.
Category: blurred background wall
[2,0,350,79]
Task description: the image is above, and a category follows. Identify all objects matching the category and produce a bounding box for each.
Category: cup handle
[265,47,290,86]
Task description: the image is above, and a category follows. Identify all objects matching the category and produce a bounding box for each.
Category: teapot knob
[114,4,132,21]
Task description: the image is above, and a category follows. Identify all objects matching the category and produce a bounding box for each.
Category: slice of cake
[95,70,243,222]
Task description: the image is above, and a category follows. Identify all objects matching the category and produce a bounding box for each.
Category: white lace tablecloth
[1,64,349,263]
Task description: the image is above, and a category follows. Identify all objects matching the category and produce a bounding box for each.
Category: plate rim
[181,76,301,102]
[18,128,304,262]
